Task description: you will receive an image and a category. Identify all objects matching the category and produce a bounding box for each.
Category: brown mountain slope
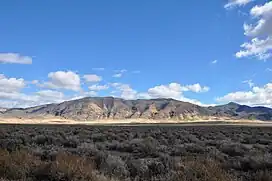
[2,97,272,121]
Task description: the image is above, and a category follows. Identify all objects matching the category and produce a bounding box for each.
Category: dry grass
[0,149,117,181]
[0,149,239,181]
[177,158,236,181]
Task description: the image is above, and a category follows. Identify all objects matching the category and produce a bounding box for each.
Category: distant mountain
[1,97,272,121]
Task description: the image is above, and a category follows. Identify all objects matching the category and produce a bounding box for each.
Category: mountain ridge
[1,97,272,121]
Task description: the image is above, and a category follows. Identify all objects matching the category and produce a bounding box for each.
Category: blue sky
[1,0,272,108]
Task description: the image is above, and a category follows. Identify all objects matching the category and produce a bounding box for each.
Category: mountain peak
[1,97,272,121]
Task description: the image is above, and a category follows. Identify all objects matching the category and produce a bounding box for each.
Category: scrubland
[1,124,272,181]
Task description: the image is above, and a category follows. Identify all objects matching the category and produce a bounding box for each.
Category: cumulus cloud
[0,74,25,93]
[0,92,33,102]
[0,53,32,64]
[148,83,183,100]
[234,2,272,60]
[0,100,19,108]
[236,37,272,60]
[147,83,209,99]
[40,71,81,91]
[36,90,65,100]
[0,71,211,108]
[88,84,109,91]
[224,0,254,9]
[216,82,272,107]
[0,89,66,108]
[111,83,137,99]
[0,73,100,108]
[110,82,210,105]
[31,80,39,84]
[0,88,94,108]
[181,83,210,93]
[72,91,98,100]
[83,74,102,82]
[244,2,272,37]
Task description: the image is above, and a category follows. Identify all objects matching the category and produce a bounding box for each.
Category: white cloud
[181,83,210,93]
[180,97,216,107]
[83,74,102,82]
[0,92,34,101]
[115,69,127,73]
[111,83,137,99]
[244,2,272,37]
[84,91,97,97]
[0,73,100,108]
[0,89,78,108]
[41,71,81,91]
[234,2,272,60]
[31,80,39,84]
[148,83,183,100]
[236,37,272,60]
[224,0,254,9]
[113,69,127,78]
[113,73,122,78]
[0,72,210,108]
[216,82,272,107]
[88,84,109,91]
[211,60,218,64]
[0,100,19,108]
[110,82,210,106]
[0,53,33,64]
[0,74,25,93]
[146,83,211,106]
[36,90,65,100]
[242,79,254,88]
[137,92,152,99]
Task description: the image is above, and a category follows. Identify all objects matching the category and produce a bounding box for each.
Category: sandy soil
[0,116,269,126]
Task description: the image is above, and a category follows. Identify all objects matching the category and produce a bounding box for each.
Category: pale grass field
[0,116,268,125]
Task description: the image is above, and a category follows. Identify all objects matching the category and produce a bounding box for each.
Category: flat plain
[1,124,272,181]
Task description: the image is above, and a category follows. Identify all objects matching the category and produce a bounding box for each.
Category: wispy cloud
[0,53,33,64]
[112,69,127,78]
[211,60,218,64]
[113,73,122,78]
[83,74,102,82]
[242,79,254,88]
[114,69,127,73]
[266,68,272,72]
[224,0,254,9]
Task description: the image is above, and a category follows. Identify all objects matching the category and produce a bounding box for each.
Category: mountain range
[1,97,272,121]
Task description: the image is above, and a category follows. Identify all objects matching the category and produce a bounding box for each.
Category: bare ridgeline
[1,97,272,122]
[1,97,272,181]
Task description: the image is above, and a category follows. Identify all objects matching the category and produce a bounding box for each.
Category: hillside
[1,97,272,121]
